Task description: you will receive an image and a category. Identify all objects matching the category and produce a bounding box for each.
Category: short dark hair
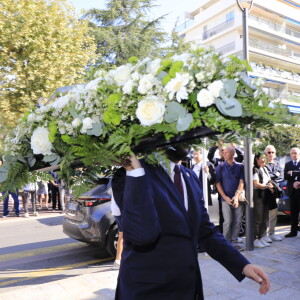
[254,153,262,168]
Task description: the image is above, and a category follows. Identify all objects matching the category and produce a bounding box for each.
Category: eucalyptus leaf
[28,156,36,168]
[43,154,58,162]
[2,161,10,170]
[50,156,61,166]
[16,154,27,164]
[164,102,187,123]
[69,103,80,119]
[157,71,169,81]
[86,123,103,137]
[176,113,193,132]
[216,98,242,117]
[2,155,17,163]
[223,80,237,98]
[0,167,9,183]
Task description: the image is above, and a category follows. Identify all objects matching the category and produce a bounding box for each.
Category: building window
[226,11,234,21]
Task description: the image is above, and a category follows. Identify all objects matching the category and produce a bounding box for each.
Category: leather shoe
[285,232,297,238]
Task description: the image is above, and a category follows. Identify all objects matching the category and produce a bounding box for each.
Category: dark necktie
[294,161,298,167]
[174,165,184,201]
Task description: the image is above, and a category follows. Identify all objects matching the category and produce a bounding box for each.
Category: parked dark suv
[62,178,118,256]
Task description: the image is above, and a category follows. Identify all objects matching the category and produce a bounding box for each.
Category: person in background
[37,180,49,210]
[284,147,300,238]
[264,145,283,242]
[215,146,245,251]
[48,171,61,211]
[192,147,215,206]
[253,153,274,248]
[23,182,38,218]
[208,141,244,233]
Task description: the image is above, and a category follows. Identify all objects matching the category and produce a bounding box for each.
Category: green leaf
[176,113,193,131]
[50,156,61,166]
[220,79,237,99]
[164,102,186,123]
[49,122,58,142]
[43,154,58,162]
[28,156,36,168]
[86,123,103,137]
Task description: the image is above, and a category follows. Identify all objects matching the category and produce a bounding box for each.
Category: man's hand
[231,196,239,208]
[123,155,142,171]
[243,264,270,295]
[224,195,233,205]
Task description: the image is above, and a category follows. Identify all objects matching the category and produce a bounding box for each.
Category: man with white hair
[284,147,300,237]
[263,145,283,242]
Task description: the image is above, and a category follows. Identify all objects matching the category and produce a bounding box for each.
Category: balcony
[249,14,300,39]
[250,62,300,83]
[249,37,300,61]
[202,18,234,40]
[215,41,236,55]
[175,18,195,32]
[269,91,300,103]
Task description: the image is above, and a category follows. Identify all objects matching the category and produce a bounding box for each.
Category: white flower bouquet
[0,46,288,188]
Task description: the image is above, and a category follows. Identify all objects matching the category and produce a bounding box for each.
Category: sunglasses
[267,152,275,154]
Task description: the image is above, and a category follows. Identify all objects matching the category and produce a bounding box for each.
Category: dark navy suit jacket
[113,160,249,300]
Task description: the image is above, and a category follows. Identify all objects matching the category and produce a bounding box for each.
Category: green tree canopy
[0,0,96,129]
[83,0,177,68]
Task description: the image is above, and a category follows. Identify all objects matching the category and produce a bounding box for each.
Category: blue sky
[67,0,197,32]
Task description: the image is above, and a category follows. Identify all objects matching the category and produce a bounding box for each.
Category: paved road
[0,209,113,296]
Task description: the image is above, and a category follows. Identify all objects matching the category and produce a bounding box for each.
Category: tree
[0,0,96,129]
[83,0,175,68]
[255,125,300,156]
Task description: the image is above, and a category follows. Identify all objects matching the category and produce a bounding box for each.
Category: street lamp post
[236,0,254,251]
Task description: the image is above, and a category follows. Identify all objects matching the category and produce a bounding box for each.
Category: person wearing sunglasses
[263,145,283,242]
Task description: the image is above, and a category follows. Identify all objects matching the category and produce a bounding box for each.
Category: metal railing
[249,37,300,60]
[175,19,195,32]
[202,18,234,40]
[215,41,236,54]
[249,14,300,39]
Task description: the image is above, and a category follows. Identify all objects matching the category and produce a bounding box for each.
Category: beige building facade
[178,0,300,113]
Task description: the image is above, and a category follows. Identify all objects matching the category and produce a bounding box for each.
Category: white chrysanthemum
[146,58,161,75]
[109,65,132,86]
[165,73,189,102]
[208,80,224,98]
[30,127,53,156]
[72,118,82,128]
[80,117,93,133]
[197,89,214,107]
[136,97,165,126]
[122,79,134,95]
[138,74,155,95]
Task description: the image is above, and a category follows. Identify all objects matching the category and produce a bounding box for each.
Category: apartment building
[177,0,300,114]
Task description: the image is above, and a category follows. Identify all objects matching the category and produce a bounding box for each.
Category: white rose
[136,98,165,126]
[197,89,214,107]
[146,58,161,75]
[30,127,53,156]
[110,65,132,86]
[72,118,82,128]
[208,80,224,98]
[80,117,93,133]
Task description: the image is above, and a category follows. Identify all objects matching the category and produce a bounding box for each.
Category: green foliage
[0,0,96,136]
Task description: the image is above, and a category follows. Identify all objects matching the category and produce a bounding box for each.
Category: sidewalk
[1,224,300,300]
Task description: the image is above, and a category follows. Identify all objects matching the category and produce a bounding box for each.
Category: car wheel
[239,213,246,237]
[106,224,119,257]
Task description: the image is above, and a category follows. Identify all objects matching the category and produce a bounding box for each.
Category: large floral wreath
[0,46,289,189]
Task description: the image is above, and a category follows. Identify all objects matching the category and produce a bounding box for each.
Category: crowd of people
[0,170,69,218]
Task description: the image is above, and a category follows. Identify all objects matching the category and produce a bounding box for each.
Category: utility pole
[236,0,254,251]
